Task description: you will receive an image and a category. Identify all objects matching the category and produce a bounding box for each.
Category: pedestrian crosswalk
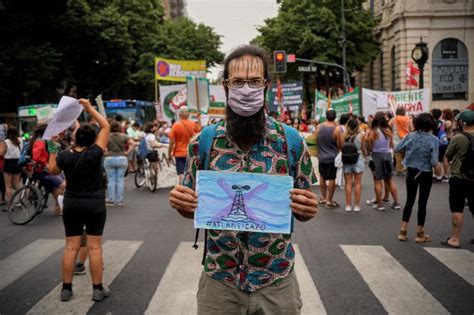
[0,239,472,314]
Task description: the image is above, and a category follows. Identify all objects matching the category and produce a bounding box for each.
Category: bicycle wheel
[37,184,49,214]
[134,162,146,188]
[7,184,42,225]
[147,167,157,193]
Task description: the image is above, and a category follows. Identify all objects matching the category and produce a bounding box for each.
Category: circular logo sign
[156,61,170,77]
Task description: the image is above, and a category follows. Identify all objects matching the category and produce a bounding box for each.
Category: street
[0,173,473,315]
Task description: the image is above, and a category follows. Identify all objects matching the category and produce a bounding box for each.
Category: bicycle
[134,154,157,192]
[7,162,50,225]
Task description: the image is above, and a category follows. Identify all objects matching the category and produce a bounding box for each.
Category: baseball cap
[459,110,474,125]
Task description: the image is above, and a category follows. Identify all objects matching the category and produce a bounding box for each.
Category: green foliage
[252,0,379,84]
[0,0,224,109]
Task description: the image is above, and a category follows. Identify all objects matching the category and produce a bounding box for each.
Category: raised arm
[79,99,110,150]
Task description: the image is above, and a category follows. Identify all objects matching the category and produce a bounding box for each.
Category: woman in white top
[0,126,22,201]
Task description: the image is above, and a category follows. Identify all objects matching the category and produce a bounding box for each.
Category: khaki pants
[394,151,405,174]
[197,272,303,315]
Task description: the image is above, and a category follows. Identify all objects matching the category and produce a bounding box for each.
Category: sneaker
[106,201,115,207]
[372,204,385,211]
[433,177,442,183]
[74,263,86,275]
[116,202,124,206]
[353,205,361,212]
[382,198,390,204]
[345,205,352,212]
[442,176,450,183]
[92,286,111,302]
[391,202,401,210]
[366,199,376,205]
[60,288,73,302]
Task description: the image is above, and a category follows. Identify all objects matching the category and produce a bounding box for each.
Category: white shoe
[345,205,352,212]
[353,206,361,212]
[366,199,376,205]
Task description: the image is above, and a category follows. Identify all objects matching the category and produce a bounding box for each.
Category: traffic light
[274,50,287,73]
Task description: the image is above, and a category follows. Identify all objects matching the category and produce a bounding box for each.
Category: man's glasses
[224,78,267,88]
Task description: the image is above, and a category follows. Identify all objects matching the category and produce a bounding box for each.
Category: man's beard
[226,106,266,148]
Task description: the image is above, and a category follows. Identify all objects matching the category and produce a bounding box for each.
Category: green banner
[314,87,360,122]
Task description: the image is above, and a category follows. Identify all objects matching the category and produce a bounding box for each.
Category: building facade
[357,0,474,110]
[162,0,187,19]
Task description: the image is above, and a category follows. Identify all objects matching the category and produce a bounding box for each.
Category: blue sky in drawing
[195,171,293,233]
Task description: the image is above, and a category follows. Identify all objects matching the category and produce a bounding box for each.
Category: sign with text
[267,81,304,112]
[195,171,293,233]
[362,88,430,118]
[155,57,206,82]
[186,76,210,114]
[314,87,361,122]
[432,60,468,99]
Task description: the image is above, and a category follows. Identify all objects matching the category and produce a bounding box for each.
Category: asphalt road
[0,172,473,315]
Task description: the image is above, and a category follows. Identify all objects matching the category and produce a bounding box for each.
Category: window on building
[380,51,384,90]
[432,38,469,100]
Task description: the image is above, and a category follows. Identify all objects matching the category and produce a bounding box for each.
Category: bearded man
[169,45,318,314]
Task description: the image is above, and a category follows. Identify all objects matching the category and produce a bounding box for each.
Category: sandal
[325,201,339,209]
[415,231,432,243]
[440,237,461,249]
[397,230,408,241]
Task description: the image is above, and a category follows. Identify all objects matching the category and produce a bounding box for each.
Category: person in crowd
[169,45,317,314]
[122,120,131,135]
[48,98,111,302]
[441,108,454,181]
[432,108,449,182]
[452,109,462,135]
[395,113,438,243]
[158,122,170,144]
[342,118,366,212]
[292,118,300,131]
[359,116,369,133]
[441,110,474,248]
[74,229,88,275]
[0,126,23,201]
[389,107,413,175]
[365,112,401,211]
[168,106,201,184]
[126,122,141,173]
[28,124,65,215]
[104,121,135,206]
[315,109,343,208]
[143,122,161,174]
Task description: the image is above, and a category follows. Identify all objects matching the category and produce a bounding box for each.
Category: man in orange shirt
[168,106,201,183]
[389,107,413,175]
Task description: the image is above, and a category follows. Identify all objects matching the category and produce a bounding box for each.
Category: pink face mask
[227,84,265,117]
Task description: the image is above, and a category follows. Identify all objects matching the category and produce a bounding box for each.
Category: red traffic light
[274,50,287,73]
[276,52,285,61]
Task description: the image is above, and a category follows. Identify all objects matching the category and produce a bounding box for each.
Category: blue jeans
[104,156,128,203]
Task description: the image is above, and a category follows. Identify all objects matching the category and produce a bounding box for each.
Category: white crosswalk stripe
[27,240,143,315]
[2,238,472,314]
[340,245,449,315]
[424,247,474,286]
[145,242,326,315]
[0,239,64,290]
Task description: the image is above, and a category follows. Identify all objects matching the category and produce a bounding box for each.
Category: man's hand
[290,189,318,221]
[169,184,198,218]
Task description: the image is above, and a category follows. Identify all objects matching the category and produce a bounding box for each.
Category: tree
[0,0,224,111]
[252,0,379,107]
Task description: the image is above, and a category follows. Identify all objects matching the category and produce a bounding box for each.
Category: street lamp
[411,38,429,88]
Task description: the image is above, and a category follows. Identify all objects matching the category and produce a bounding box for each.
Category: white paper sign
[43,96,83,140]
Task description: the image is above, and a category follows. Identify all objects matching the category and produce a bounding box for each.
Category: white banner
[362,88,430,118]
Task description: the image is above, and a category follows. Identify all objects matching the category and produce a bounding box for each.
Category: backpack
[32,140,49,170]
[341,136,359,165]
[18,141,30,167]
[192,121,303,264]
[436,120,449,147]
[137,137,149,159]
[460,132,474,181]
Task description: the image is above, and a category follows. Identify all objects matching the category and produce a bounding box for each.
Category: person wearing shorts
[0,126,22,202]
[315,109,343,208]
[168,106,201,183]
[48,98,111,302]
[441,110,474,249]
[342,119,366,212]
[366,112,401,211]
